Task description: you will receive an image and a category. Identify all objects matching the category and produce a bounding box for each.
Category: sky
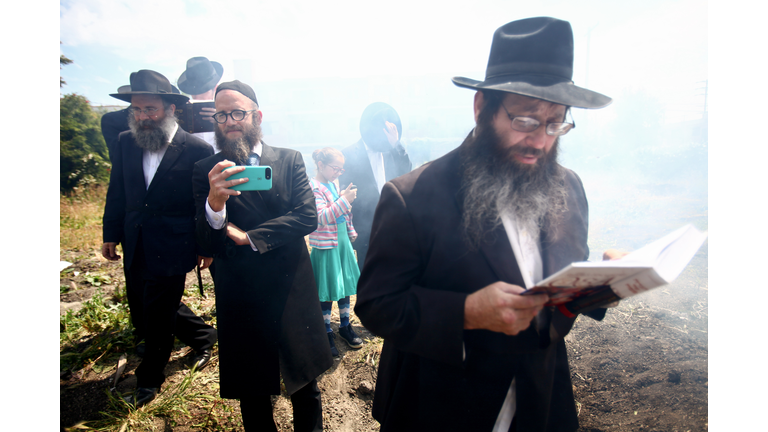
[59,0,708,126]
[6,0,762,429]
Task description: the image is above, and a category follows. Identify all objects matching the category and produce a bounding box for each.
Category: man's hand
[208,160,247,212]
[602,249,629,261]
[226,222,251,246]
[101,242,121,261]
[383,121,399,147]
[602,249,629,307]
[200,107,216,124]
[464,282,549,335]
[197,255,213,270]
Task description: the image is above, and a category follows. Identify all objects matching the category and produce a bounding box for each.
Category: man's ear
[255,110,263,125]
[473,91,484,124]
[169,103,176,113]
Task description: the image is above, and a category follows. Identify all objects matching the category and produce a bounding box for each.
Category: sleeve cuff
[205,198,227,230]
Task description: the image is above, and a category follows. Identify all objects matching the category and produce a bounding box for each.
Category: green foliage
[60,94,111,194]
[84,273,112,287]
[60,288,133,374]
[81,366,213,431]
[60,53,73,87]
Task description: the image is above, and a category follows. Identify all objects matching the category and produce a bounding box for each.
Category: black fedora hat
[360,102,402,152]
[452,17,611,109]
[116,83,181,94]
[110,70,189,106]
[177,57,223,95]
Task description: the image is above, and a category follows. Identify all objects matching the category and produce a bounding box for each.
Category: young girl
[309,147,364,357]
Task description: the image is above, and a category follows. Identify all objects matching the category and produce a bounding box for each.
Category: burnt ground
[567,246,708,431]
[60,242,707,431]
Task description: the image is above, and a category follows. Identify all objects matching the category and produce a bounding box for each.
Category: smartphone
[224,166,273,191]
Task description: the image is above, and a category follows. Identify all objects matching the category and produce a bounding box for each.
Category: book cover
[175,100,216,134]
[522,224,708,312]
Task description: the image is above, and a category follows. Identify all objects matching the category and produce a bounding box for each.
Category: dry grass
[61,185,108,252]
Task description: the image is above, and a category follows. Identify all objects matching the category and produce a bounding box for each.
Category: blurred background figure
[100,85,132,162]
[339,102,412,270]
[177,56,224,151]
[308,147,364,357]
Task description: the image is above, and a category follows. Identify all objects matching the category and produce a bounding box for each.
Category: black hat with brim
[177,57,224,95]
[452,17,611,109]
[110,70,189,106]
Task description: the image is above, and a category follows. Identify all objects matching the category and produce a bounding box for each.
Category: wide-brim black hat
[452,17,611,109]
[116,83,181,95]
[360,102,402,152]
[110,70,189,106]
[178,57,223,95]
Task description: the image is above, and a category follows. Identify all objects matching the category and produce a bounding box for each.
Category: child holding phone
[308,147,365,357]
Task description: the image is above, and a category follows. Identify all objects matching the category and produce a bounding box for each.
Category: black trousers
[124,238,217,388]
[239,379,323,432]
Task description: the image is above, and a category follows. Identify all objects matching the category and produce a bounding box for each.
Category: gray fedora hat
[110,70,189,106]
[452,17,611,109]
[177,57,223,95]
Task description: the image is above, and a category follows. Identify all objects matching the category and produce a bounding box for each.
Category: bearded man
[355,17,619,432]
[192,81,332,432]
[102,70,218,407]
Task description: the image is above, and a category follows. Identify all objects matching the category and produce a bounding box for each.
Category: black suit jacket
[192,144,332,398]
[338,139,412,266]
[355,133,604,432]
[100,108,130,162]
[103,127,214,277]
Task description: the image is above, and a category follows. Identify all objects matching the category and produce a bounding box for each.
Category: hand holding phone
[224,166,273,191]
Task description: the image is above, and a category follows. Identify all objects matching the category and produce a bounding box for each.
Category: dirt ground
[60,240,707,431]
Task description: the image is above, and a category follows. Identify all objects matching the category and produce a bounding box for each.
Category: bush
[60,93,110,194]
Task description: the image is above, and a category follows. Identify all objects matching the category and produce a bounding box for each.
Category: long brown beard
[459,122,568,249]
[128,109,177,152]
[215,115,263,164]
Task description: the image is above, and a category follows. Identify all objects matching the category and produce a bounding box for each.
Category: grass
[61,185,214,430]
[60,286,134,376]
[61,185,109,252]
[74,368,215,432]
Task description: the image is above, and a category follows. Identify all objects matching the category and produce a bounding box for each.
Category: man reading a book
[355,17,616,432]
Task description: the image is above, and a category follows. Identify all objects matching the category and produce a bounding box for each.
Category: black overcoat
[103,128,213,277]
[100,108,129,162]
[338,139,412,268]
[192,144,333,398]
[355,134,606,432]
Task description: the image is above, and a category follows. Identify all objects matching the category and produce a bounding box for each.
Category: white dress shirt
[364,141,387,194]
[490,211,544,432]
[193,131,219,153]
[205,142,263,251]
[143,123,178,189]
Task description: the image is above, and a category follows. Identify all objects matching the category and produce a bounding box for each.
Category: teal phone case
[224,166,273,191]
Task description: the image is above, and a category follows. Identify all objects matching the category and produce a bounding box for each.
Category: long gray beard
[128,109,177,152]
[460,125,568,249]
[215,118,263,164]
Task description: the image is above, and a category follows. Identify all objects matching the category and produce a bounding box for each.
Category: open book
[522,224,708,316]
[175,100,216,134]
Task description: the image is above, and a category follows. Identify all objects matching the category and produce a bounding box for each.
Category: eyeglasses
[212,109,257,124]
[129,107,160,117]
[501,105,575,136]
[326,165,345,174]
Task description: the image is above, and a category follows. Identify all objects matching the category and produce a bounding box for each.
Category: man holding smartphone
[192,81,331,432]
[101,70,218,408]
